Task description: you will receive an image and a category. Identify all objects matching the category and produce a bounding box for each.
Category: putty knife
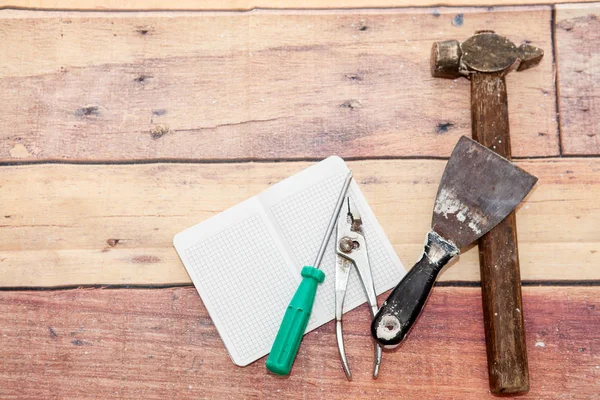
[371,136,537,347]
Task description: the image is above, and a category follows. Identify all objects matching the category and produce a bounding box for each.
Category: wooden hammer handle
[471,72,530,394]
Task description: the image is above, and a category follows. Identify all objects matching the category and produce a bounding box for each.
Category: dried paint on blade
[433,188,484,235]
[376,315,402,342]
[468,221,482,235]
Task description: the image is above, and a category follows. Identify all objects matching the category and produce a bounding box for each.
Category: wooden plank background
[1,287,598,399]
[0,8,558,162]
[0,2,598,399]
[556,3,600,155]
[0,0,596,10]
[1,158,599,287]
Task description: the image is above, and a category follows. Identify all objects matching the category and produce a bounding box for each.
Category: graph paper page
[173,197,305,367]
[174,156,405,367]
[261,156,405,321]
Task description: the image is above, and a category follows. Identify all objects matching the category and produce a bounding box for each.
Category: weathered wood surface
[0,286,596,399]
[556,3,600,156]
[1,158,599,287]
[0,0,593,10]
[0,4,598,399]
[471,72,529,394]
[0,7,558,162]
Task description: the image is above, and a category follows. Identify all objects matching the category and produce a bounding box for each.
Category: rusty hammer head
[431,31,543,79]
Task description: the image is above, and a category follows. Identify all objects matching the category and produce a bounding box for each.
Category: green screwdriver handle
[266,266,325,376]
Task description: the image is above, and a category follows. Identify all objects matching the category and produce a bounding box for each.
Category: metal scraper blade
[432,136,537,250]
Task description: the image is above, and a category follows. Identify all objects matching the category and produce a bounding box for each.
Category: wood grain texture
[1,158,598,287]
[0,0,594,10]
[471,72,529,394]
[0,286,597,399]
[0,4,596,398]
[556,3,600,155]
[0,7,558,162]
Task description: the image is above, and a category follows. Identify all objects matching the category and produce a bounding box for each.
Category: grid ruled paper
[270,174,405,318]
[174,156,405,367]
[184,215,299,362]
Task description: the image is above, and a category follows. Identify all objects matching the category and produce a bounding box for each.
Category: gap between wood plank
[551,6,564,156]
[2,153,600,167]
[1,280,599,291]
[0,2,597,12]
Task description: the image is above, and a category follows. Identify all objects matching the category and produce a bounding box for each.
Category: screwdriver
[266,170,353,376]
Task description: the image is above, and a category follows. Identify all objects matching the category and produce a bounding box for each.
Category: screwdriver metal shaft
[313,171,354,269]
[266,170,353,376]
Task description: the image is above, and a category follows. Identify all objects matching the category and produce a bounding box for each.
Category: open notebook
[173,156,405,366]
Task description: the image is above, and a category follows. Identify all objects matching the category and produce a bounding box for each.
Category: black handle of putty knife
[371,231,459,347]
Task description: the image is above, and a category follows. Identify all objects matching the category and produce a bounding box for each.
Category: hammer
[431,31,543,395]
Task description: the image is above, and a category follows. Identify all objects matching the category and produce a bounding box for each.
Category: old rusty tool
[371,136,537,361]
[430,31,543,395]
